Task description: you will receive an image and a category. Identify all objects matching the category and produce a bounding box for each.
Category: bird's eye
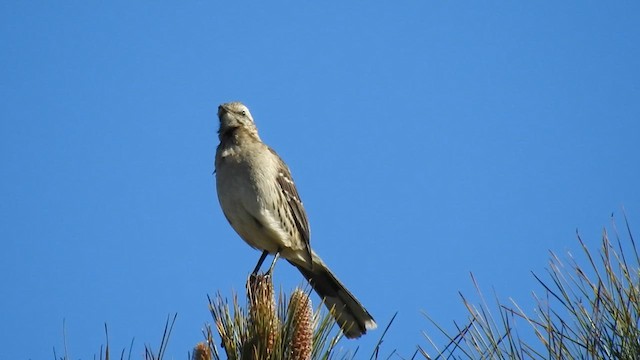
[241,110,247,116]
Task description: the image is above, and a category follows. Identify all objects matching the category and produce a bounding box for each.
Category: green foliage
[421,215,640,359]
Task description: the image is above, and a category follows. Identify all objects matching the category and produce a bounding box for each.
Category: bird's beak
[218,104,228,118]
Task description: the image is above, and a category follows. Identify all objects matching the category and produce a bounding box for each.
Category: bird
[214,101,377,339]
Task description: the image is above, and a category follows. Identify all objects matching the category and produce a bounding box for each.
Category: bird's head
[217,102,259,138]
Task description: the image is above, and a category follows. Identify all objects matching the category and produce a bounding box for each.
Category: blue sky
[1,2,639,359]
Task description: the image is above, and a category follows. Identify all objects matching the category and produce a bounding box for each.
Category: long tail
[290,254,376,339]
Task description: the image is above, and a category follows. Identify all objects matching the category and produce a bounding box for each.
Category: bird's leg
[252,250,269,275]
[266,252,280,275]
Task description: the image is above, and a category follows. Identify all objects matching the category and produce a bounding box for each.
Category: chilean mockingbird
[214,101,376,338]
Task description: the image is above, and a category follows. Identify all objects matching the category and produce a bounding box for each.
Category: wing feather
[271,148,312,264]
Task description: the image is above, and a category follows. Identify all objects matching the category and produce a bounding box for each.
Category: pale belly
[216,157,291,254]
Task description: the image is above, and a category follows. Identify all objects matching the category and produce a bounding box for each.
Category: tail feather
[290,256,376,339]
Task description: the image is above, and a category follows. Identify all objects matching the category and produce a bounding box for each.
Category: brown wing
[271,148,312,263]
